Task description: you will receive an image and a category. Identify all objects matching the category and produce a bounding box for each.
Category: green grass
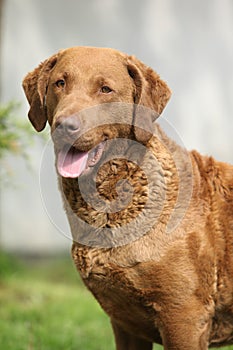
[0,252,115,350]
[0,251,232,349]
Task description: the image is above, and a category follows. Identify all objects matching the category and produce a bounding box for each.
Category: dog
[23,47,233,349]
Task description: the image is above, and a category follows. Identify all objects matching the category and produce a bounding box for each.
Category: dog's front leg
[111,320,153,350]
[159,303,211,350]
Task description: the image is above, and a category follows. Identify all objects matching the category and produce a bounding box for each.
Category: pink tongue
[57,148,88,178]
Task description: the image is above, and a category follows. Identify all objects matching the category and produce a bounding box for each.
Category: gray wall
[1,0,233,252]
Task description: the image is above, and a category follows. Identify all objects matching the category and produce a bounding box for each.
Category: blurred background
[0,0,232,349]
[1,0,233,254]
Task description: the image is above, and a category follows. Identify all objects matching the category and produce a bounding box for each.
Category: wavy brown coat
[23,47,233,350]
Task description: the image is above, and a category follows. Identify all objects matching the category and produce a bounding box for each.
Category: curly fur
[23,47,233,350]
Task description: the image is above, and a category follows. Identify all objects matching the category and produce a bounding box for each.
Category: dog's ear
[22,54,58,132]
[126,55,171,143]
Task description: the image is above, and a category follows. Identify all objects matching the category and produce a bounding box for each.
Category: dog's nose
[55,115,80,134]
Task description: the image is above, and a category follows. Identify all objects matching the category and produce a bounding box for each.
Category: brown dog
[23,47,233,349]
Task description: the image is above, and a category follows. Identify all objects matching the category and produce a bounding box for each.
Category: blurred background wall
[0,0,232,254]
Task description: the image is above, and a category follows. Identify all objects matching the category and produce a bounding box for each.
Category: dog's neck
[59,125,193,247]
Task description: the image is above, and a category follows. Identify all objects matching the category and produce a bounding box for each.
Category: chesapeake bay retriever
[23,47,233,349]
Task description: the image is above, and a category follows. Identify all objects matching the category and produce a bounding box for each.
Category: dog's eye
[55,79,65,88]
[101,86,112,94]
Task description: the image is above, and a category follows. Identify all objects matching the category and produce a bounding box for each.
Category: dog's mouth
[57,142,106,178]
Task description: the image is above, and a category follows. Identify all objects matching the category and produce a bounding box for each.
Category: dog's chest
[72,243,161,341]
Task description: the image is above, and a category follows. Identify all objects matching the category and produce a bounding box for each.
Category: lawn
[0,251,232,350]
[0,252,115,350]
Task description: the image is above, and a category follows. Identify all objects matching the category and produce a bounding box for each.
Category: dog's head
[23,47,171,178]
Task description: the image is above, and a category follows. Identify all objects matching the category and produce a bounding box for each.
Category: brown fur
[23,47,233,349]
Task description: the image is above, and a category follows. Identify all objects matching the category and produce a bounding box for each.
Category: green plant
[0,101,35,158]
[0,101,47,182]
[0,250,23,279]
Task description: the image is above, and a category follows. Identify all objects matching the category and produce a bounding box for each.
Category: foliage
[0,101,35,159]
[0,101,47,183]
[0,249,23,279]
